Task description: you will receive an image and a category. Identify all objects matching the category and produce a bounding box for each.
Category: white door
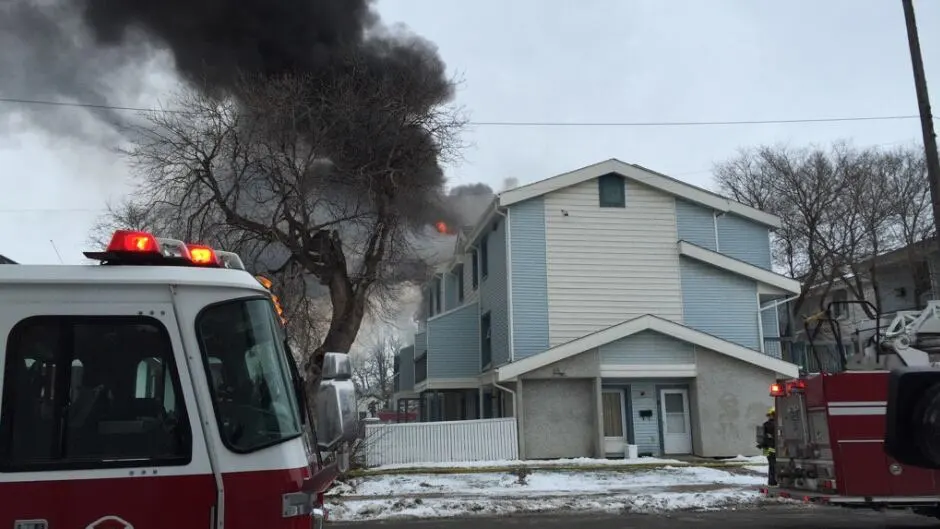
[602,389,628,455]
[660,389,692,454]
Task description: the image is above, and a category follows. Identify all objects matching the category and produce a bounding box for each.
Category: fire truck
[0,230,358,529]
[762,299,940,517]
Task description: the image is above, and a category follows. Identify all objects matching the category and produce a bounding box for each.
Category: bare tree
[94,63,466,396]
[714,142,933,325]
[352,329,401,409]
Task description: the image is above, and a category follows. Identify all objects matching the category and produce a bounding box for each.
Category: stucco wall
[520,378,597,459]
[693,347,774,457]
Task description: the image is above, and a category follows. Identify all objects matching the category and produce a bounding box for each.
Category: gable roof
[0,254,16,264]
[496,314,799,381]
[498,159,781,229]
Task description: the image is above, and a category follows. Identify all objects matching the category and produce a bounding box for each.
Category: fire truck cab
[0,230,356,529]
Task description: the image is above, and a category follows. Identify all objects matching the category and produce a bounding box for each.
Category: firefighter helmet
[767,407,775,417]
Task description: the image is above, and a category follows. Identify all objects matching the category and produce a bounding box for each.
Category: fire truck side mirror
[885,367,940,469]
[322,352,352,380]
[315,352,358,451]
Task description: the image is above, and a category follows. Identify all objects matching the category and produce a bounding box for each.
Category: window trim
[598,173,626,208]
[0,315,193,473]
[194,295,304,455]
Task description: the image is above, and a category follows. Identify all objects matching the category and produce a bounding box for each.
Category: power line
[0,95,927,128]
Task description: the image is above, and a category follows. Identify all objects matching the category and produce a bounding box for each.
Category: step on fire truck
[762,299,940,518]
[0,230,358,529]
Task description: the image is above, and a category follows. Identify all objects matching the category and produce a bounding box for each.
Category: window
[481,312,492,368]
[831,290,848,318]
[455,264,465,303]
[196,298,302,453]
[434,277,442,314]
[480,234,489,279]
[471,250,479,289]
[598,173,626,208]
[0,316,191,471]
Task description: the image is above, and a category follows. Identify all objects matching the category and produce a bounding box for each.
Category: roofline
[0,264,269,292]
[496,314,799,381]
[678,241,801,294]
[497,159,782,229]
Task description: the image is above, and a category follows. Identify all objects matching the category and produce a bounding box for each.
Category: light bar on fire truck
[770,379,806,397]
[86,229,285,323]
[84,230,247,270]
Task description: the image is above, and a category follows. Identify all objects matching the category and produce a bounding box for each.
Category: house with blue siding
[393,159,801,459]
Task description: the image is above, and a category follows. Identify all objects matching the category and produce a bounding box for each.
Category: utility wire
[0,95,927,128]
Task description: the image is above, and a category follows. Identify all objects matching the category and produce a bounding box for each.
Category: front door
[602,389,627,456]
[660,389,692,454]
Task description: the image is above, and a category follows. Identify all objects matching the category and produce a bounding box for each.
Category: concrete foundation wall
[693,347,774,457]
[520,378,597,459]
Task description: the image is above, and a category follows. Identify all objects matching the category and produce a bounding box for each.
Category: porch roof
[678,240,801,295]
[496,314,800,381]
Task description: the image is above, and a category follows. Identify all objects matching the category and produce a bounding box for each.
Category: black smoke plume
[3,0,464,224]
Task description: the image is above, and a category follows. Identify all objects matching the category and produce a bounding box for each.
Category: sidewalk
[349,455,770,476]
[326,459,776,522]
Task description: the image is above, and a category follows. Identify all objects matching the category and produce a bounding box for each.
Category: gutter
[494,207,515,362]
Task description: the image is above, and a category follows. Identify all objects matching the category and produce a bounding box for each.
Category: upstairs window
[471,250,479,289]
[0,316,191,472]
[455,264,465,303]
[598,173,626,208]
[831,289,848,319]
[433,277,442,314]
[481,312,492,368]
[480,234,490,279]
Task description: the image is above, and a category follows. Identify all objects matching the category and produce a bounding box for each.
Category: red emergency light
[107,230,160,254]
[186,244,219,266]
[786,379,807,393]
[770,383,786,397]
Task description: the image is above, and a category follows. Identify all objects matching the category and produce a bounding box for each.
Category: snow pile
[369,456,685,471]
[327,464,772,521]
[724,455,769,464]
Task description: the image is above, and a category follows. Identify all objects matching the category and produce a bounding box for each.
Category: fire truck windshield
[196,297,302,453]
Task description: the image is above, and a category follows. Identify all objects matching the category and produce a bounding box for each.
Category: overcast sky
[1,0,938,265]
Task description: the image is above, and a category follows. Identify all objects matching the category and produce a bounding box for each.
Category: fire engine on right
[762,299,940,519]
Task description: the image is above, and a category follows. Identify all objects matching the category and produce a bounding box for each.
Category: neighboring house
[357,395,385,419]
[392,159,800,460]
[781,238,939,371]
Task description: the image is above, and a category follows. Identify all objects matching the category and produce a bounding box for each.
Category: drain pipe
[493,380,516,417]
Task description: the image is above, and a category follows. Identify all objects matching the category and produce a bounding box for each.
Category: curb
[346,460,765,478]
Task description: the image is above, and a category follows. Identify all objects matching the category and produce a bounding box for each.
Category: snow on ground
[724,455,769,464]
[327,465,771,521]
[745,465,770,474]
[368,456,685,472]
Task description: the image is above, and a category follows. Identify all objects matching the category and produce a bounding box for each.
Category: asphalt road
[333,505,940,529]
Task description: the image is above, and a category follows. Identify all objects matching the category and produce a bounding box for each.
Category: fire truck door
[0,302,216,529]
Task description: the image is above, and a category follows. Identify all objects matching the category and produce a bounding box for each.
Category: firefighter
[758,407,777,486]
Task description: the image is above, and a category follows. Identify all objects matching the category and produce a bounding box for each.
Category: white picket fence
[362,417,518,468]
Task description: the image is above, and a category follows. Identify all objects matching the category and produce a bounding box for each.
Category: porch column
[593,376,604,458]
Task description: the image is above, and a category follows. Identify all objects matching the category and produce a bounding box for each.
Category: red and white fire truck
[0,230,357,529]
[762,300,940,517]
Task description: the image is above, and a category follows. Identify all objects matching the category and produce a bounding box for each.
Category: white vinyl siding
[544,178,683,346]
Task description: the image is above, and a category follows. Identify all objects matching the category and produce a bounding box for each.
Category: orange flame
[435,221,451,235]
